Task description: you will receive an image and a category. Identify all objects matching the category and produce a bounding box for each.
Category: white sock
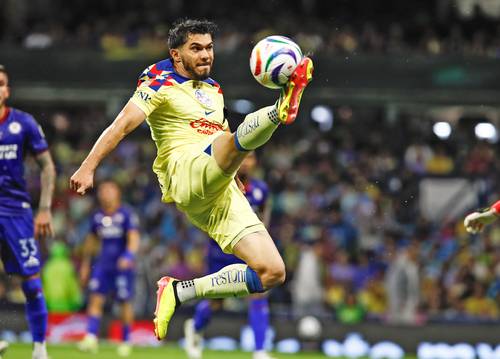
[235,106,280,151]
[175,264,252,303]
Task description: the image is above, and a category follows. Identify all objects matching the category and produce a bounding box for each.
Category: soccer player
[77,181,140,357]
[184,152,275,359]
[0,65,55,359]
[69,18,313,340]
[464,200,500,234]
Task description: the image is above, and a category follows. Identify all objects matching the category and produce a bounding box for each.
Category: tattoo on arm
[35,151,56,210]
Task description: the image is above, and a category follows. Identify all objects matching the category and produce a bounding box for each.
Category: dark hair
[0,64,7,76]
[167,19,218,49]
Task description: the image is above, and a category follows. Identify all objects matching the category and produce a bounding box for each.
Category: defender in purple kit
[78,181,140,357]
[0,65,56,359]
[184,153,276,359]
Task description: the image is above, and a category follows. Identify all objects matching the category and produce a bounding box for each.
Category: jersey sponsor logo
[98,226,124,238]
[190,118,223,135]
[8,122,21,135]
[194,89,213,107]
[0,144,18,159]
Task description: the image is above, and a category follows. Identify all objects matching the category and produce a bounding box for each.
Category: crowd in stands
[2,0,500,58]
[1,104,499,325]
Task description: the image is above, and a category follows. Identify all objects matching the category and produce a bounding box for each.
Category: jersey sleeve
[24,115,49,154]
[130,65,169,116]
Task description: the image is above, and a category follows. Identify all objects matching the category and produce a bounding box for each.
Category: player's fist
[70,166,94,195]
[464,209,498,234]
[34,209,54,239]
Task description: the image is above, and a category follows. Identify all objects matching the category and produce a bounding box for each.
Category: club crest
[195,89,213,107]
[8,122,21,135]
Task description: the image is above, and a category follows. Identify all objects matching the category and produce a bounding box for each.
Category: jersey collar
[0,107,10,125]
[164,58,218,86]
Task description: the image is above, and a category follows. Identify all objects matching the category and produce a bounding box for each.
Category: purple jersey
[90,206,138,271]
[0,108,48,215]
[207,178,269,272]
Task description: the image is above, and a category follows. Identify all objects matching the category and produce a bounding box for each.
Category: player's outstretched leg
[22,277,49,359]
[212,57,313,174]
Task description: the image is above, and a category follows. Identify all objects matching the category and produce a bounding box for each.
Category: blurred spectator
[336,292,366,324]
[42,242,82,313]
[385,242,420,324]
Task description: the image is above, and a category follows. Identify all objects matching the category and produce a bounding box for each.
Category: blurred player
[0,65,55,359]
[184,152,275,359]
[78,181,140,357]
[70,18,313,340]
[464,200,500,233]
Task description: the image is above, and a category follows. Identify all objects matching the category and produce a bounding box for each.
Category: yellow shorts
[160,134,266,253]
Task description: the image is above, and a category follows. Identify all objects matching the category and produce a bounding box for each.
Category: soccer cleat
[77,334,98,354]
[277,56,314,125]
[117,343,132,357]
[184,319,203,359]
[32,341,49,359]
[154,276,179,340]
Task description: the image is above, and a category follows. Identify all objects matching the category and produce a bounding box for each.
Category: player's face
[98,182,121,209]
[0,72,10,108]
[171,33,214,80]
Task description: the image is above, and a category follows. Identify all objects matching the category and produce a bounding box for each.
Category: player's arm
[70,102,146,195]
[34,150,56,239]
[117,229,140,270]
[464,200,500,234]
[80,233,99,286]
[260,197,271,228]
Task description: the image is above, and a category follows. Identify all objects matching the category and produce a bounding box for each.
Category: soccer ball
[297,315,322,340]
[249,35,303,89]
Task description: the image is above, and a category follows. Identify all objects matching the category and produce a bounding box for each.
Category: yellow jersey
[130,58,228,199]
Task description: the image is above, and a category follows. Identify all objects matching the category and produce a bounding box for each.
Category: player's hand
[117,257,134,270]
[117,251,135,270]
[464,209,498,234]
[70,166,94,195]
[34,209,54,239]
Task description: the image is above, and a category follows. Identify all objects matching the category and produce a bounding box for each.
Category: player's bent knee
[260,262,286,289]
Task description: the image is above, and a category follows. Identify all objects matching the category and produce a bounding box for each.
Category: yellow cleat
[277,56,314,125]
[154,276,179,340]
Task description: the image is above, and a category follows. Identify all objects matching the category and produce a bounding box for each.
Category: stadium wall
[1,308,499,351]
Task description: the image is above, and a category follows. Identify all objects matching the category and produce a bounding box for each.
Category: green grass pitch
[5,343,331,358]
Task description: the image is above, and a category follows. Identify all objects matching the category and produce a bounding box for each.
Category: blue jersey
[90,206,139,271]
[207,178,269,271]
[0,108,48,216]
